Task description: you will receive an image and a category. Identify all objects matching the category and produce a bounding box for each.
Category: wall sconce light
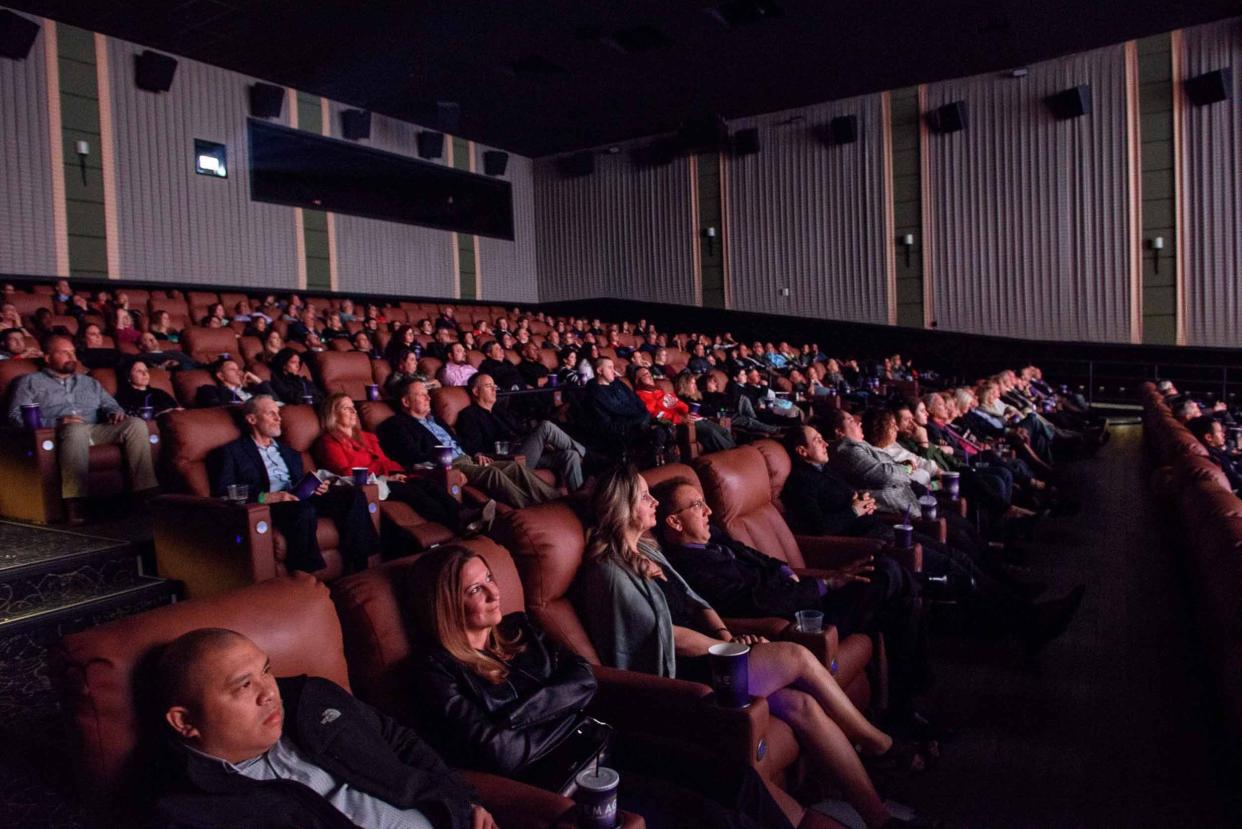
[75,140,90,185]
[900,233,915,267]
[703,226,717,255]
[1150,236,1164,273]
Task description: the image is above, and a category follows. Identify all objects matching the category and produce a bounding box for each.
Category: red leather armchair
[151,405,382,598]
[180,326,239,365]
[311,350,374,399]
[50,572,588,827]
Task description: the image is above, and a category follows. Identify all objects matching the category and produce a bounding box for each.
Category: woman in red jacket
[314,393,490,540]
[631,366,735,453]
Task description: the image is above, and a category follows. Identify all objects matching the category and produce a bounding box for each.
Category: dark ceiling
[9,1,1239,156]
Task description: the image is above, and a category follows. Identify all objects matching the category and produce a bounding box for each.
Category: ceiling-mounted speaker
[930,100,968,133]
[483,150,509,176]
[0,10,40,60]
[416,130,444,160]
[1046,84,1092,119]
[341,108,371,140]
[134,50,178,92]
[249,83,285,119]
[732,128,760,156]
[631,138,678,167]
[678,113,730,153]
[1185,68,1232,106]
[556,152,594,178]
[826,114,858,145]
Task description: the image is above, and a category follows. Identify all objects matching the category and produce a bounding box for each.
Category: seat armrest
[406,465,467,502]
[876,511,947,543]
[727,617,841,670]
[792,534,885,569]
[457,770,574,829]
[151,494,276,598]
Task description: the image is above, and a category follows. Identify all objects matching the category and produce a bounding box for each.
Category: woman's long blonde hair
[320,392,360,441]
[410,545,524,684]
[585,464,648,576]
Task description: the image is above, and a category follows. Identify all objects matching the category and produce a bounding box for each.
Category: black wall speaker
[556,152,594,178]
[1185,68,1232,106]
[483,150,509,176]
[342,109,371,140]
[135,50,178,92]
[249,83,285,119]
[0,9,40,60]
[416,130,444,160]
[1047,84,1092,119]
[931,101,968,133]
[732,127,760,156]
[827,114,858,144]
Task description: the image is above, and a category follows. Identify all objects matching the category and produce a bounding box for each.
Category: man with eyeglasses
[650,476,931,736]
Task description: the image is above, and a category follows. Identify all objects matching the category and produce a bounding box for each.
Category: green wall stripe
[295,93,331,291]
[1136,34,1176,345]
[890,86,924,328]
[54,25,109,278]
[697,152,726,309]
[450,137,476,299]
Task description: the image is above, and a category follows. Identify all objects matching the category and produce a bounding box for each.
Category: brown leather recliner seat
[180,326,238,365]
[690,445,875,705]
[151,405,381,598]
[492,499,809,825]
[50,572,586,827]
[310,350,375,401]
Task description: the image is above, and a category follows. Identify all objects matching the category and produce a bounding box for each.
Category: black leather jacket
[411,613,597,776]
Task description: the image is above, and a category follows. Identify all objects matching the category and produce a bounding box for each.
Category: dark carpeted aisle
[882,423,1239,828]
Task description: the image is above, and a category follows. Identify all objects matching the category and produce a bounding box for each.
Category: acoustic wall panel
[475,142,538,303]
[724,94,894,324]
[1176,18,1242,347]
[922,44,1139,342]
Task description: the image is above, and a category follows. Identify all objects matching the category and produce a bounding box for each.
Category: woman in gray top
[572,465,935,829]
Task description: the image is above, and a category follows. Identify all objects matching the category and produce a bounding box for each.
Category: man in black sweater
[477,341,526,391]
[1189,415,1242,491]
[151,627,491,829]
[455,373,586,491]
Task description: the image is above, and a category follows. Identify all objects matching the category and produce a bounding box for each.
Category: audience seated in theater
[196,357,276,407]
[1188,415,1242,492]
[440,342,479,387]
[115,359,179,418]
[407,545,768,828]
[864,409,940,488]
[516,342,549,388]
[256,328,285,365]
[477,341,524,391]
[435,305,458,330]
[52,277,72,306]
[268,348,322,407]
[455,373,587,492]
[0,303,26,333]
[424,328,456,363]
[633,366,734,453]
[110,307,142,348]
[7,335,158,521]
[210,395,376,573]
[377,378,560,509]
[313,392,478,536]
[572,465,936,829]
[320,311,349,342]
[351,330,382,360]
[0,328,41,360]
[150,628,493,829]
[136,332,197,372]
[653,476,930,735]
[77,322,120,369]
[286,306,319,344]
[782,425,1083,655]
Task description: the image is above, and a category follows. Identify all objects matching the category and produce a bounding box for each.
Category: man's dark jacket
[479,358,525,390]
[209,433,304,500]
[151,675,477,828]
[1207,446,1242,491]
[782,458,889,538]
[665,528,821,618]
[378,411,455,468]
[194,381,276,408]
[454,404,522,457]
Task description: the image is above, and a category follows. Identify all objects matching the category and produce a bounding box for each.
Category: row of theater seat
[1140,381,1242,786]
[52,435,916,827]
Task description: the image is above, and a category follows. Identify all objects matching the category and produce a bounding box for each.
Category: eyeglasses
[673,498,708,514]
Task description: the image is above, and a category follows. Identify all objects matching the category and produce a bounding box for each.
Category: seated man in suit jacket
[209,395,377,573]
[455,372,586,491]
[652,476,930,730]
[1189,415,1242,492]
[195,357,277,408]
[377,378,560,509]
[152,627,492,829]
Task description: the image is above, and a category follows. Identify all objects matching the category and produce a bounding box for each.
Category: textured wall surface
[475,143,538,304]
[723,93,895,324]
[534,149,697,305]
[0,8,57,276]
[104,38,300,287]
[1176,18,1242,347]
[922,44,1140,343]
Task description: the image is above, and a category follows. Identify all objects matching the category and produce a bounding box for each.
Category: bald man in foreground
[152,628,496,828]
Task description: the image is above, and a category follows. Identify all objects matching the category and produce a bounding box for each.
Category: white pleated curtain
[1176,18,1242,348]
[724,94,895,324]
[922,44,1138,343]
